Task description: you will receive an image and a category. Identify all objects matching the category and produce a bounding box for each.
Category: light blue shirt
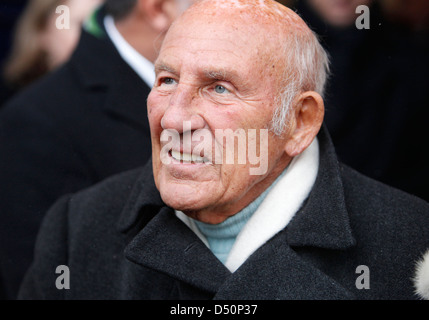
[193,169,287,263]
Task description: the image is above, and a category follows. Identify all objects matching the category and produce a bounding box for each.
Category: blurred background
[0,0,101,105]
[280,0,429,202]
[0,0,27,104]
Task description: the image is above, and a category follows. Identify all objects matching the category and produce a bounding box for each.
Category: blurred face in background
[41,0,103,69]
[169,0,196,16]
[308,0,373,27]
[381,0,429,30]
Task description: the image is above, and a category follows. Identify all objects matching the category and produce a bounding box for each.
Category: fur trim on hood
[414,249,429,300]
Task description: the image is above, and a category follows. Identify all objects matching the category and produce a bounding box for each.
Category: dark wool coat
[0,10,152,299]
[18,127,429,300]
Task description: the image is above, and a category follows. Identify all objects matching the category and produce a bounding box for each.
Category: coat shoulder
[338,164,429,299]
[340,164,429,272]
[2,63,77,111]
[341,162,429,243]
[340,163,429,219]
[340,163,429,239]
[67,167,145,226]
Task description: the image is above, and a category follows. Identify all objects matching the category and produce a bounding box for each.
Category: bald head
[183,0,303,24]
[173,0,313,47]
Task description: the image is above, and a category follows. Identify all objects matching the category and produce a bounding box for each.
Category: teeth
[171,150,205,163]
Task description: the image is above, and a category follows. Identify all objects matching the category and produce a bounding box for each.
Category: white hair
[270,28,330,136]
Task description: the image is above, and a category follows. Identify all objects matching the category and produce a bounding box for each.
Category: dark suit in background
[0,9,152,299]
[294,0,429,201]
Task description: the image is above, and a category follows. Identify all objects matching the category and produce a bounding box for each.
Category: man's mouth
[169,150,208,164]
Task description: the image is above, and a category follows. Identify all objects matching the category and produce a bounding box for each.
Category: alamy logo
[160,121,269,175]
[355,5,370,30]
[55,5,70,30]
[55,265,70,290]
[355,265,370,289]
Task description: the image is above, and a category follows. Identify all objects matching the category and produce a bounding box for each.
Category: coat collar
[118,125,356,296]
[116,160,162,233]
[124,206,231,294]
[117,160,232,293]
[286,124,356,250]
[214,230,355,299]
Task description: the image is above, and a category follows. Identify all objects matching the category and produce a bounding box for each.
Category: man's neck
[104,15,155,87]
[114,14,159,63]
[192,169,286,263]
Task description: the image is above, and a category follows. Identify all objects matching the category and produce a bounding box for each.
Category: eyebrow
[154,62,177,76]
[203,69,239,82]
[154,61,241,83]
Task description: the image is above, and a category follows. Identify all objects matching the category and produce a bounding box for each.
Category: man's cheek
[148,96,171,126]
[147,107,164,132]
[147,90,165,114]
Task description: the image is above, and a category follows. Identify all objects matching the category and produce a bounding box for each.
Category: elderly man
[19,0,429,300]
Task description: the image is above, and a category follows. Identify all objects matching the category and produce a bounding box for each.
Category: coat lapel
[124,207,231,294]
[118,161,231,294]
[215,231,355,299]
[101,68,151,132]
[286,125,356,250]
[115,160,162,234]
[70,14,152,132]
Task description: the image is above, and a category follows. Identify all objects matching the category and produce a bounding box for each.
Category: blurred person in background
[381,0,429,32]
[0,0,27,105]
[0,0,195,300]
[289,0,429,201]
[1,0,102,104]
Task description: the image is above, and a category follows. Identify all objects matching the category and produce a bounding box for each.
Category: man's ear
[284,91,324,157]
[136,0,178,31]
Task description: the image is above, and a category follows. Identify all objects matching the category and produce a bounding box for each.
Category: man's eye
[214,85,228,94]
[162,78,176,85]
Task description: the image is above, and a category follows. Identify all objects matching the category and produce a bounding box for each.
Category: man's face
[147,13,291,223]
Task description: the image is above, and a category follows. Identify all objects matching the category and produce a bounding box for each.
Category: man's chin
[160,192,207,213]
[159,193,223,222]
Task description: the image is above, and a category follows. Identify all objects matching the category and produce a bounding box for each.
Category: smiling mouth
[169,150,209,164]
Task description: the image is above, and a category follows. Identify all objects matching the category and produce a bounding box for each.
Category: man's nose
[160,84,205,133]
